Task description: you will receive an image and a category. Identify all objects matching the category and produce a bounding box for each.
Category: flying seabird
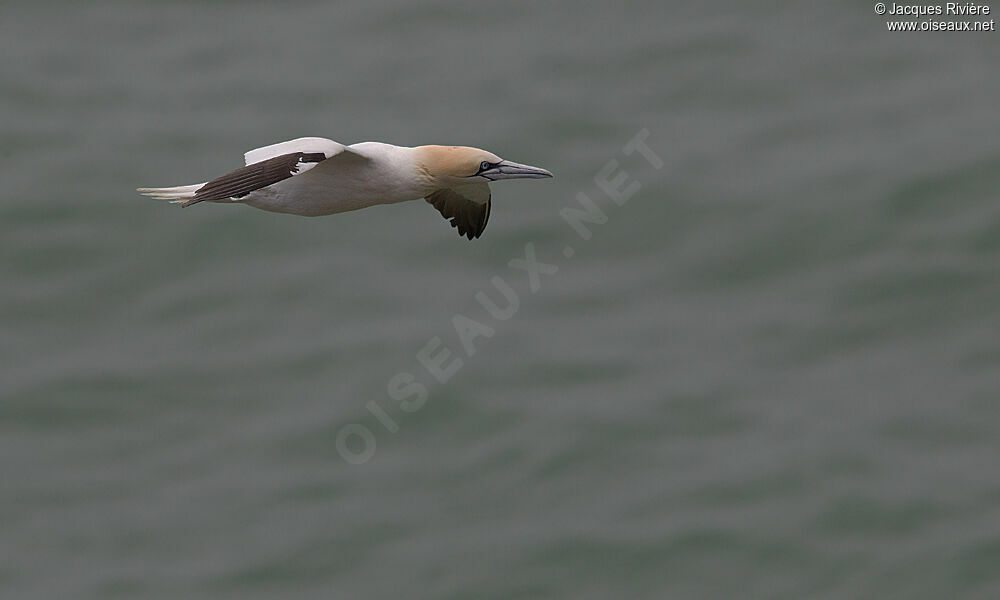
[137,137,553,239]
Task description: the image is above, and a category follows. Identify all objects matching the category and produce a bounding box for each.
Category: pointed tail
[136,183,206,206]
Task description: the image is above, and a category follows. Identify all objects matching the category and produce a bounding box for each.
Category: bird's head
[415,145,553,188]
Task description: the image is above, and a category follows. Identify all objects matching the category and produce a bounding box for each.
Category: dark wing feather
[182,152,326,207]
[425,184,491,240]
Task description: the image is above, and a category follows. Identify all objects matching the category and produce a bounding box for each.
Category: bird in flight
[138,137,553,240]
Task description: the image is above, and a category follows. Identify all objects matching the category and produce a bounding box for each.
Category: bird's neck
[353,142,440,197]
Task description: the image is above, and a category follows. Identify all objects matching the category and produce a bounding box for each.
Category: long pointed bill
[483,160,553,180]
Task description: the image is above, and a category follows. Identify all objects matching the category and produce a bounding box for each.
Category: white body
[246,142,433,217]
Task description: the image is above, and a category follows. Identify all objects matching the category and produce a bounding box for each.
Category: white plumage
[242,136,345,166]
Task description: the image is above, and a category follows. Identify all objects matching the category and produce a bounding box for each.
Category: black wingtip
[179,197,204,208]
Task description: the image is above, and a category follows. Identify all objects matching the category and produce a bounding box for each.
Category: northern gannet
[138,137,553,239]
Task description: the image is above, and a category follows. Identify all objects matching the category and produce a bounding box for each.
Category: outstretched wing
[181,152,326,207]
[425,183,491,240]
[180,137,357,208]
[138,137,364,207]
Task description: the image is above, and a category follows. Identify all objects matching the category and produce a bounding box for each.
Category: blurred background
[3,1,1000,598]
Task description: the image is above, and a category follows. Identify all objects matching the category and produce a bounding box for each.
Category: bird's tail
[136,183,206,206]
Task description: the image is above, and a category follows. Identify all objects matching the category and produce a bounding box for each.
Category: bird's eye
[480,161,491,172]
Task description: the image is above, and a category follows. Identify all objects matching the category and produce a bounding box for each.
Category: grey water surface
[3,2,1000,598]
